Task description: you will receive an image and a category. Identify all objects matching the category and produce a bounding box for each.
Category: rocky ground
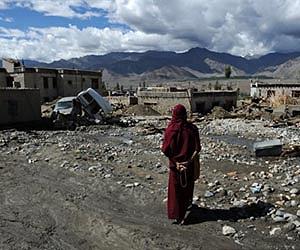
[0,117,299,250]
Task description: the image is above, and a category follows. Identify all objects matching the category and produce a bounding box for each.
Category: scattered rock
[145,175,152,180]
[204,190,214,198]
[290,200,299,207]
[250,183,263,194]
[270,227,282,236]
[283,223,296,232]
[222,225,237,236]
[124,105,161,116]
[290,188,299,195]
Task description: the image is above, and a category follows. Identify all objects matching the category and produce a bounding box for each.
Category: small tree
[208,82,212,90]
[226,82,233,90]
[214,80,221,90]
[296,70,300,82]
[225,65,232,79]
[114,82,120,91]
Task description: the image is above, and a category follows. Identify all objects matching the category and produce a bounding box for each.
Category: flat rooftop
[252,82,300,88]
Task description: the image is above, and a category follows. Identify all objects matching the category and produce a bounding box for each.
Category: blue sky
[0,0,300,62]
[0,6,121,30]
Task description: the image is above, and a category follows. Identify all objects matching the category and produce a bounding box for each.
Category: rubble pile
[0,113,299,249]
[208,106,235,119]
[269,94,300,108]
[124,104,161,116]
[230,98,300,127]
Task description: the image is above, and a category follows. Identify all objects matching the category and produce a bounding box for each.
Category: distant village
[1,57,300,126]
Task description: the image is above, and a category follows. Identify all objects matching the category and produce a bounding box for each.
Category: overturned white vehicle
[52,88,112,128]
[77,88,112,120]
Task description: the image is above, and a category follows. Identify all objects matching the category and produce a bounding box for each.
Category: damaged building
[137,87,238,115]
[1,58,106,102]
[250,81,300,99]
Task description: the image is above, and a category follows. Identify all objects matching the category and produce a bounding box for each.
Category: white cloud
[0,16,14,22]
[3,0,101,19]
[106,0,300,55]
[0,25,196,62]
[0,1,9,9]
[1,0,300,61]
[0,27,25,38]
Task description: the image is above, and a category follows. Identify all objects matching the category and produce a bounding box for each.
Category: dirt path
[0,123,299,249]
[0,156,239,250]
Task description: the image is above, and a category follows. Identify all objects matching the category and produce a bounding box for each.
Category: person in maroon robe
[161,104,201,224]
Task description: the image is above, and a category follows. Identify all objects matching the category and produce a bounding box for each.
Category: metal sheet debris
[253,139,283,157]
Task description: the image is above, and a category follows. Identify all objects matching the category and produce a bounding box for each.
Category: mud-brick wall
[108,96,138,106]
[191,91,238,114]
[0,88,41,125]
[138,91,191,115]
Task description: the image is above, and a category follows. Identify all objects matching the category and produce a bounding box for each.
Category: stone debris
[1,109,300,250]
[209,106,234,119]
[283,223,296,233]
[124,104,161,116]
[250,183,263,194]
[204,190,214,198]
[270,227,282,236]
[222,225,237,236]
[290,188,299,195]
[253,139,282,157]
[145,175,152,180]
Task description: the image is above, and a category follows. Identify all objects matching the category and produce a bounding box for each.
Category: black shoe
[187,203,198,211]
[172,219,180,225]
[172,219,185,225]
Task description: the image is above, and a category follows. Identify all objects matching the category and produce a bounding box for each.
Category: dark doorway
[6,76,13,87]
[212,101,220,108]
[91,78,99,89]
[53,77,57,89]
[224,100,234,111]
[196,101,206,114]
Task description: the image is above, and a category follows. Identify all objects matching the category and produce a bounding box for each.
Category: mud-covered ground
[0,118,299,250]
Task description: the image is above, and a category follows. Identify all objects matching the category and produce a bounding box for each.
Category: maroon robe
[162,104,201,221]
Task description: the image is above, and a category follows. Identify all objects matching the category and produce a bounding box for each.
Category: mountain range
[3,47,300,82]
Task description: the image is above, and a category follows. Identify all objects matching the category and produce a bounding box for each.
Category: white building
[250,81,300,98]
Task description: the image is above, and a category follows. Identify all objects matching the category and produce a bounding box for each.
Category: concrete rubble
[0,100,300,250]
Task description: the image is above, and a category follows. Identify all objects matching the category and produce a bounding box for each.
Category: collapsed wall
[137,89,190,115]
[137,87,238,115]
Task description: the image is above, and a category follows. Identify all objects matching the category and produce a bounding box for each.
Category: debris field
[0,113,299,250]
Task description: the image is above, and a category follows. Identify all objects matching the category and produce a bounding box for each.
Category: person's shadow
[184,201,273,225]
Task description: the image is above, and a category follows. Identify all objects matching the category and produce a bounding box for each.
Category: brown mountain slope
[257,56,300,78]
[140,65,198,81]
[272,57,300,78]
[204,58,246,76]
